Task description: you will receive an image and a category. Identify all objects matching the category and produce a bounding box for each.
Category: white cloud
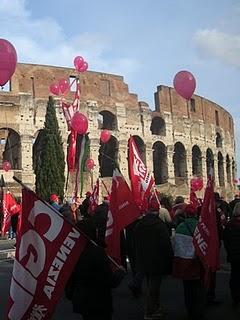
[194,29,240,67]
[0,0,140,76]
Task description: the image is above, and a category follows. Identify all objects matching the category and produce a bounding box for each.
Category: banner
[105,169,140,263]
[7,189,87,320]
[128,136,154,210]
[67,129,77,172]
[88,179,99,215]
[2,192,20,235]
[193,176,220,285]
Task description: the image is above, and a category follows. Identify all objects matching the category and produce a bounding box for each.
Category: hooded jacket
[134,212,173,275]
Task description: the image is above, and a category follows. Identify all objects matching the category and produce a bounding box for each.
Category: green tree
[35,96,65,201]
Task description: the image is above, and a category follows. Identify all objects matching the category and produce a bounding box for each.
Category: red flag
[61,82,80,130]
[105,169,140,263]
[1,192,19,235]
[193,176,220,285]
[7,188,87,320]
[128,136,154,210]
[190,190,201,210]
[88,179,99,215]
[67,129,77,172]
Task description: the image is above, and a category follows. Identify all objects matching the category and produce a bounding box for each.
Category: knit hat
[233,202,240,217]
[50,194,58,202]
[148,197,160,212]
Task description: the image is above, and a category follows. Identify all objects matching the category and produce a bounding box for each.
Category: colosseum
[0,63,237,200]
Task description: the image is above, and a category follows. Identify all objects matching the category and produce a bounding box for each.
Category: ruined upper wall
[154,85,234,137]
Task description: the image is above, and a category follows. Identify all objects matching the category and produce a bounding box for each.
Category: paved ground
[0,239,239,319]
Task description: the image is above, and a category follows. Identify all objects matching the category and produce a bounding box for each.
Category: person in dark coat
[80,191,91,218]
[67,219,125,320]
[92,196,110,247]
[229,194,240,219]
[223,202,240,307]
[134,197,173,320]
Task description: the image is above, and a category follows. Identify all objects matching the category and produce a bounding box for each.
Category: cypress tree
[35,96,65,201]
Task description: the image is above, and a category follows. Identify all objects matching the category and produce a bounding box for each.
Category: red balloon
[74,56,84,72]
[78,61,88,73]
[0,39,17,86]
[100,130,111,143]
[85,158,95,170]
[173,70,196,100]
[49,82,60,95]
[71,112,88,134]
[2,161,11,172]
[58,78,70,94]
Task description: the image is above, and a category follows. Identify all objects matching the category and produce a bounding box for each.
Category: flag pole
[12,176,123,269]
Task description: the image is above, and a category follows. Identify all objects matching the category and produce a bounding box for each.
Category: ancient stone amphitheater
[0,63,236,200]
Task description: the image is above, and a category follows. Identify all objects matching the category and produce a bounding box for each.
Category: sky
[0,0,240,172]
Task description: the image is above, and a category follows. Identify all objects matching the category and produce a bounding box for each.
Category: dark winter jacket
[134,212,173,275]
[68,242,124,315]
[223,216,240,263]
[80,196,90,218]
[92,202,109,246]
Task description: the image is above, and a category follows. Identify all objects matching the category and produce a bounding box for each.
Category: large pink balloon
[100,129,111,143]
[49,82,60,95]
[2,161,11,172]
[85,158,95,170]
[71,112,88,134]
[173,70,196,100]
[74,56,84,72]
[78,61,88,73]
[0,39,17,86]
[190,177,203,191]
[58,78,70,94]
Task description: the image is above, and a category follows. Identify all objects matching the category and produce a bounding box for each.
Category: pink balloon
[190,177,203,191]
[0,39,17,86]
[100,129,111,143]
[71,112,88,134]
[58,78,70,94]
[78,61,88,73]
[85,158,95,170]
[173,70,196,100]
[74,56,84,72]
[49,82,60,96]
[2,161,11,172]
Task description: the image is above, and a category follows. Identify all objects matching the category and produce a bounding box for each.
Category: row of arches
[0,128,235,188]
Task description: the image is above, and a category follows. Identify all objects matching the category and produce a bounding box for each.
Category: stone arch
[216,132,222,148]
[218,151,224,186]
[98,110,117,131]
[206,148,214,177]
[99,135,119,177]
[192,145,202,176]
[32,130,45,171]
[132,135,146,164]
[153,141,168,184]
[0,127,21,170]
[173,142,187,185]
[226,154,231,184]
[150,116,166,136]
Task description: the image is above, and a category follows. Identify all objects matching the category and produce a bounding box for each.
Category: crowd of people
[45,191,240,320]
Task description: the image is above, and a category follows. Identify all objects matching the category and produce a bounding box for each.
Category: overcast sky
[1,0,240,173]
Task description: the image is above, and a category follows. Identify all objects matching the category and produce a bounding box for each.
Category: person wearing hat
[172,204,205,320]
[223,202,240,307]
[134,196,173,320]
[92,195,110,247]
[49,194,61,211]
[80,192,92,219]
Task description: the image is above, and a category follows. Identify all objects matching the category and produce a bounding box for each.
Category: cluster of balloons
[2,161,11,172]
[190,176,203,192]
[0,39,17,86]
[173,70,196,100]
[74,56,88,73]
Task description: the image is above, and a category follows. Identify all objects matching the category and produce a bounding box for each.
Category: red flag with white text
[88,179,99,215]
[128,136,154,210]
[7,188,87,320]
[1,192,20,235]
[105,169,140,263]
[193,176,220,285]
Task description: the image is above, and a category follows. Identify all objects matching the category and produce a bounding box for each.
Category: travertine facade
[0,63,236,200]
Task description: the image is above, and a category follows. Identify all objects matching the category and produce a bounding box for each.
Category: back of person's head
[214,192,221,201]
[184,204,197,217]
[174,196,185,205]
[50,194,59,203]
[233,202,240,217]
[103,195,110,204]
[85,191,91,197]
[160,196,172,210]
[76,218,97,241]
